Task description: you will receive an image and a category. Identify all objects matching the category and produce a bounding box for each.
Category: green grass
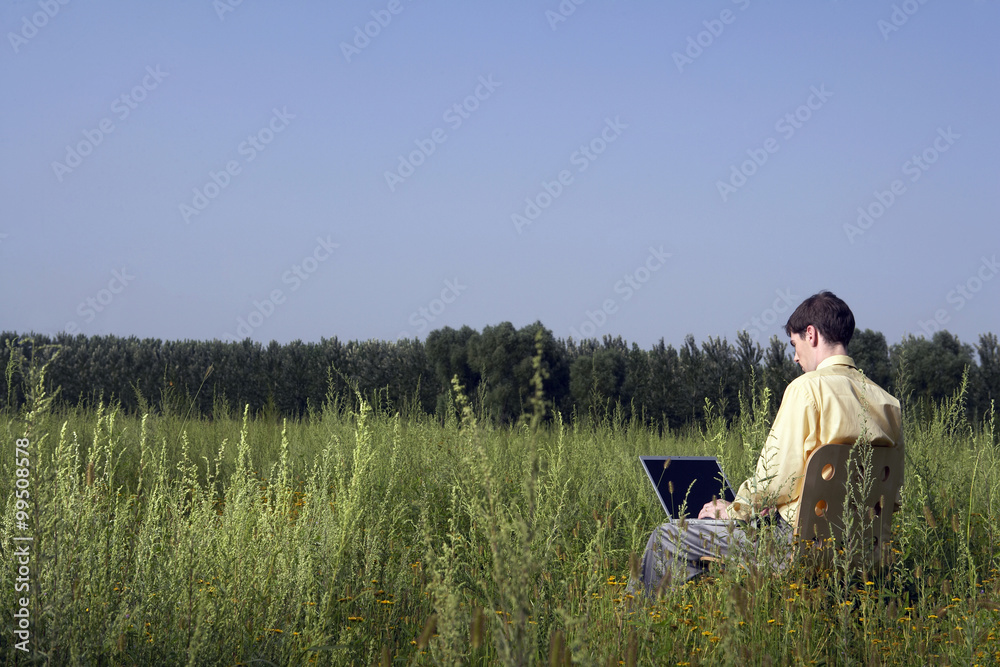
[2,368,999,665]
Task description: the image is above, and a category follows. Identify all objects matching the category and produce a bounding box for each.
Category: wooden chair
[795,443,904,570]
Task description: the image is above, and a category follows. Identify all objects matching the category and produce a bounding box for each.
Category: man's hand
[698,498,731,519]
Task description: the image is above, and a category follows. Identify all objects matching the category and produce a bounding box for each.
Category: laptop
[640,456,737,523]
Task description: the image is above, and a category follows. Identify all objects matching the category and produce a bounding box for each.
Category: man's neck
[814,343,848,367]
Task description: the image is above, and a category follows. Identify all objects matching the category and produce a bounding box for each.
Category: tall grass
[2,354,999,665]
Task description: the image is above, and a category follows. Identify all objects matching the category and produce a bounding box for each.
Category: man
[635,291,903,593]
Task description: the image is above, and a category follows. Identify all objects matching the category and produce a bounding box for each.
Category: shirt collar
[817,355,856,370]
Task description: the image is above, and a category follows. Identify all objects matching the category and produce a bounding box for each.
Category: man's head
[784,291,854,372]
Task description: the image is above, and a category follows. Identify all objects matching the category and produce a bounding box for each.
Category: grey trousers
[635,517,794,594]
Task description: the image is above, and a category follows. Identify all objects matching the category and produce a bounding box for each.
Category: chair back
[795,443,904,568]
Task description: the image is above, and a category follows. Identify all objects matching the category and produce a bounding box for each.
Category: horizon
[5,320,994,355]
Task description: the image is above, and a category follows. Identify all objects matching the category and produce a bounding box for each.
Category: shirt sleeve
[727,382,820,520]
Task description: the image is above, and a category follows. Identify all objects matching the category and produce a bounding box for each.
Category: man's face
[789,330,817,372]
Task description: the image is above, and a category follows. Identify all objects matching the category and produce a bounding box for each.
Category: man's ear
[805,325,819,346]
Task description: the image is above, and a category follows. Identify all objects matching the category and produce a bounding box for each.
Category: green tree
[849,328,893,392]
[426,325,480,417]
[569,348,627,423]
[763,334,799,414]
[734,330,764,404]
[976,333,1000,404]
[645,339,685,431]
[466,322,567,423]
[891,331,979,419]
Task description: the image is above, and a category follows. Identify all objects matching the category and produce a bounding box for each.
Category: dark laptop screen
[640,456,736,520]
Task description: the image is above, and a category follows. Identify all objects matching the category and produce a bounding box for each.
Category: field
[2,366,1000,665]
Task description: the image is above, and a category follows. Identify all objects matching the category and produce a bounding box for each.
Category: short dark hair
[784,291,855,347]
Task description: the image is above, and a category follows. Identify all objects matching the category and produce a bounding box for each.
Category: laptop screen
[640,456,736,520]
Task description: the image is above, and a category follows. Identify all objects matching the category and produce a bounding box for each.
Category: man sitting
[634,291,903,593]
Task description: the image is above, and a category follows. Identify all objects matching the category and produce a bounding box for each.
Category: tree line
[2,325,997,429]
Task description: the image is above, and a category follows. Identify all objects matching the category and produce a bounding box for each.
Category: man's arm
[727,382,819,521]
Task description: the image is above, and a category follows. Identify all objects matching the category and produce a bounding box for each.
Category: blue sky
[2,1,998,350]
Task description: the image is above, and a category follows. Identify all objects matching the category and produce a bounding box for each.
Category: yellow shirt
[728,355,903,525]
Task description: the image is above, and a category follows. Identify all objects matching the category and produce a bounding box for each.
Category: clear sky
[2,1,998,350]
